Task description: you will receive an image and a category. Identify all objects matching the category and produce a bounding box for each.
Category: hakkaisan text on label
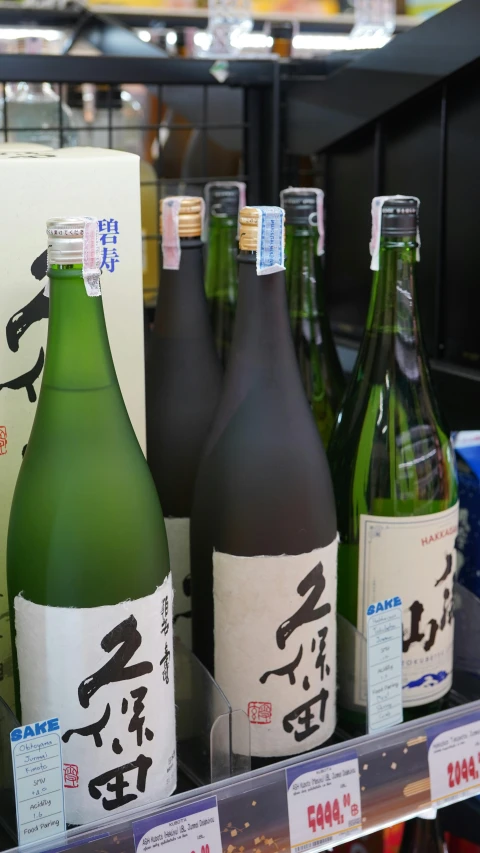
[344,504,458,709]
[14,575,176,826]
[164,517,191,649]
[213,539,337,758]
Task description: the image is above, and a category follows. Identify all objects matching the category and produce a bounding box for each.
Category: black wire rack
[0,53,281,308]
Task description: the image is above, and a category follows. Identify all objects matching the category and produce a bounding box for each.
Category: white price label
[133,795,222,853]
[428,713,480,807]
[10,717,66,847]
[286,750,362,853]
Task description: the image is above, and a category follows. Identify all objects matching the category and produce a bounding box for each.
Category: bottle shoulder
[329,363,457,519]
[192,382,337,549]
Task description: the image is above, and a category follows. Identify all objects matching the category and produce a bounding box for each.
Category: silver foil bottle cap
[47,217,87,265]
[46,217,102,296]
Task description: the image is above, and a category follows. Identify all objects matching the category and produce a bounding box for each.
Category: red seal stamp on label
[248,701,272,724]
[0,427,7,456]
[64,763,79,788]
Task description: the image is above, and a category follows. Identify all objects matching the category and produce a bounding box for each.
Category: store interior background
[1,0,480,852]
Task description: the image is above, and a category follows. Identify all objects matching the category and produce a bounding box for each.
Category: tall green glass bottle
[204,182,244,368]
[7,218,176,828]
[281,188,345,447]
[328,197,458,731]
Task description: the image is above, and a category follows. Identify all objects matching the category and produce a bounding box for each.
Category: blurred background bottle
[146,196,221,649]
[204,181,245,368]
[282,187,345,447]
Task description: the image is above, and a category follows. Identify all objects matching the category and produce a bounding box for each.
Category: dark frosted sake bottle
[7,218,176,828]
[146,196,222,649]
[282,188,345,447]
[191,205,338,761]
[328,197,458,732]
[204,182,243,368]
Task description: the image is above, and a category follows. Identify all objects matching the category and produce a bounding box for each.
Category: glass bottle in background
[146,197,222,649]
[328,197,458,732]
[282,187,345,447]
[206,0,253,53]
[399,812,447,853]
[7,218,176,826]
[271,22,293,57]
[191,206,338,762]
[0,82,76,148]
[351,0,396,41]
[204,181,245,368]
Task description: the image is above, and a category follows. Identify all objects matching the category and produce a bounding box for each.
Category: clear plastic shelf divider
[174,638,250,786]
[210,708,251,782]
[0,696,20,843]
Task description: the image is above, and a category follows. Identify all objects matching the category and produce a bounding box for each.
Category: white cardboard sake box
[0,146,146,711]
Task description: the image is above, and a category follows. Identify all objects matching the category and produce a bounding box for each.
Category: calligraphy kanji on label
[213,540,337,758]
[14,576,176,826]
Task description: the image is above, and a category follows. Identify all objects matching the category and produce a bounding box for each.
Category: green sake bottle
[328,197,458,732]
[204,182,245,368]
[282,188,345,447]
[7,218,176,828]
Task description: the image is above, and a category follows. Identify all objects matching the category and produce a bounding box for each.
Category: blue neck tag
[256,206,285,276]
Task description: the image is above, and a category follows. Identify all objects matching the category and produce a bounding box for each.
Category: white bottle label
[14,575,176,827]
[213,539,337,758]
[340,504,459,710]
[164,517,191,649]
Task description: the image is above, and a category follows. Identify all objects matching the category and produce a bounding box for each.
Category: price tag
[286,750,362,853]
[133,795,222,853]
[10,717,66,847]
[367,597,403,734]
[428,712,480,806]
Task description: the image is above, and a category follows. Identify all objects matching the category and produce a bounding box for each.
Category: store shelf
[3,696,480,853]
[0,3,421,33]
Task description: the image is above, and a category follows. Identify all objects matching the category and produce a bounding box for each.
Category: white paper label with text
[214,540,337,757]
[367,596,403,733]
[428,712,480,807]
[286,750,362,853]
[165,517,191,649]
[133,795,222,853]
[10,717,66,846]
[14,576,176,826]
[340,504,458,710]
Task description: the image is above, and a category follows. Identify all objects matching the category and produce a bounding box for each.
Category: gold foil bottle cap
[239,206,260,251]
[160,196,203,238]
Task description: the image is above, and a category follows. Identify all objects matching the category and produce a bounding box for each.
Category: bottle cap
[370,195,421,271]
[203,181,246,242]
[47,217,102,296]
[160,195,203,238]
[47,217,86,265]
[281,188,317,225]
[161,196,205,270]
[239,206,285,275]
[209,184,241,218]
[381,196,418,236]
[280,187,325,255]
[239,206,260,252]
